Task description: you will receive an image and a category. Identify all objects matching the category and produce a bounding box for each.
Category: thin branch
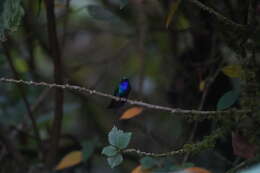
[1,43,42,154]
[226,155,260,173]
[30,88,52,113]
[182,67,222,162]
[21,88,52,132]
[44,0,64,167]
[189,0,247,31]
[183,53,224,163]
[0,77,249,116]
[123,148,185,157]
[124,128,225,157]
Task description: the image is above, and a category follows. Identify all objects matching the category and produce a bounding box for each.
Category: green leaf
[0,0,24,41]
[13,58,28,73]
[176,15,190,30]
[140,156,157,169]
[82,138,98,161]
[86,5,121,23]
[102,145,118,157]
[108,126,132,149]
[217,90,239,110]
[107,154,123,168]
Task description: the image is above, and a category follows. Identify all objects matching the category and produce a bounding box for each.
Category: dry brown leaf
[55,151,83,170]
[132,166,151,173]
[120,107,144,120]
[185,167,212,173]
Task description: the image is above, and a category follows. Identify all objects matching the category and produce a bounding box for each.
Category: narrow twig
[1,43,42,154]
[189,0,247,31]
[124,128,225,158]
[44,0,64,167]
[21,88,51,131]
[183,59,224,162]
[123,148,185,157]
[182,37,223,162]
[0,77,249,116]
[226,155,260,173]
[214,151,233,165]
[30,88,52,113]
[223,1,235,21]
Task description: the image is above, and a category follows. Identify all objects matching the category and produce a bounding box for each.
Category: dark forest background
[0,0,260,173]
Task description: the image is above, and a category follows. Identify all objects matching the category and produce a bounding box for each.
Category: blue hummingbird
[107,78,131,109]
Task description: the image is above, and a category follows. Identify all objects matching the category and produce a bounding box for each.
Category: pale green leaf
[217,90,239,110]
[102,145,118,157]
[108,126,132,149]
[107,154,123,168]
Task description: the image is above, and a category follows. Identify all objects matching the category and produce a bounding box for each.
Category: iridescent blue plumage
[107,78,131,109]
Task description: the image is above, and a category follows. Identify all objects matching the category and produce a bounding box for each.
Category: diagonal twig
[189,0,247,31]
[1,43,42,154]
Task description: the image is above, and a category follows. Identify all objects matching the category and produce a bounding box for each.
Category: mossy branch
[0,77,249,117]
[123,128,226,157]
[189,0,247,31]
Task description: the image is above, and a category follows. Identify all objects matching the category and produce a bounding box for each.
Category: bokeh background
[0,0,260,172]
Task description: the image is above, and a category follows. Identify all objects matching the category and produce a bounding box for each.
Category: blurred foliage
[0,0,259,173]
[0,0,24,40]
